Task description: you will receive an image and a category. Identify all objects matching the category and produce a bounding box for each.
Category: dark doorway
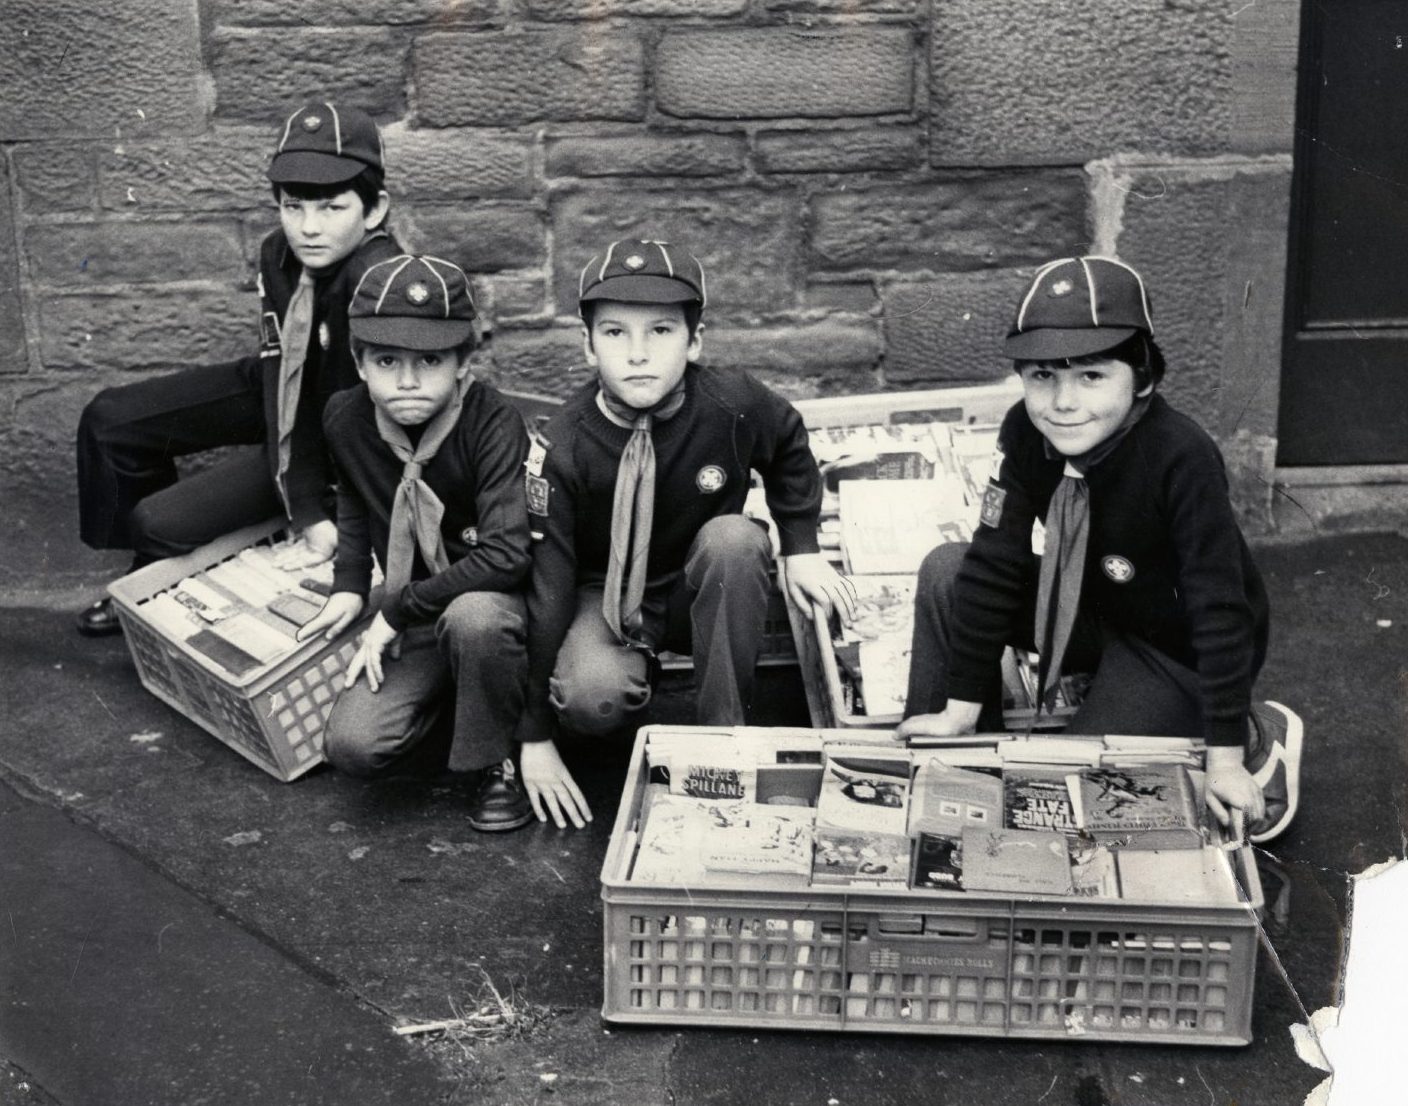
[1279,1,1408,465]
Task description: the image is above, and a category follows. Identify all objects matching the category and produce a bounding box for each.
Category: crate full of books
[601,726,1263,1046]
[108,520,370,782]
[782,382,1038,729]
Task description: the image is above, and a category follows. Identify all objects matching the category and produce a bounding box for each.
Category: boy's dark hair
[579,299,704,347]
[1111,333,1165,392]
[1016,333,1165,393]
[350,333,477,363]
[272,166,387,226]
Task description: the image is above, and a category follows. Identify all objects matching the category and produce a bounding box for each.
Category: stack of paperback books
[135,543,338,678]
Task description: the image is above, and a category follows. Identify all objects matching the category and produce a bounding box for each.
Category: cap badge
[1049,278,1074,297]
[624,255,646,271]
[302,114,322,132]
[406,281,431,306]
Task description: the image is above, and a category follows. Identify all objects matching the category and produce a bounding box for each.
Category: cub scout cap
[1005,256,1153,362]
[348,255,477,351]
[267,101,384,185]
[578,239,707,310]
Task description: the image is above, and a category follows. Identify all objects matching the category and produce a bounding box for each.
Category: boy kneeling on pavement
[898,256,1303,844]
[299,255,535,832]
[516,239,857,829]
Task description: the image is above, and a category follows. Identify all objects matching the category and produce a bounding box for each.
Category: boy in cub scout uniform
[516,239,857,829]
[297,255,534,831]
[74,101,400,636]
[897,256,1304,844]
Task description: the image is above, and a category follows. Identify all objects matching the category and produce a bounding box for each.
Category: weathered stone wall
[0,0,1300,592]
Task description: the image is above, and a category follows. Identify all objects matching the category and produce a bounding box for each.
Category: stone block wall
[0,0,1300,592]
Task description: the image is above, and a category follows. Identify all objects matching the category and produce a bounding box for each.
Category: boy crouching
[299,255,534,832]
[516,239,856,829]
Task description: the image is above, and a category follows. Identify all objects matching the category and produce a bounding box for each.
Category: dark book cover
[1003,768,1079,834]
[911,831,965,892]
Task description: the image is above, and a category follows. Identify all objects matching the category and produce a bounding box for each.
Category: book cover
[837,479,971,575]
[815,752,912,837]
[1116,847,1242,905]
[811,828,911,887]
[703,806,814,877]
[960,826,1073,896]
[909,757,1003,838]
[1067,764,1205,849]
[1003,768,1080,833]
[910,831,965,892]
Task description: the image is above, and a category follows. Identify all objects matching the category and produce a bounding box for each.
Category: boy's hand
[1204,745,1266,833]
[520,741,592,830]
[784,553,858,624]
[343,612,399,693]
[296,591,365,642]
[895,700,984,740]
[274,520,338,571]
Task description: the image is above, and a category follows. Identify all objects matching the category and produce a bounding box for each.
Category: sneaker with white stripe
[1245,700,1303,844]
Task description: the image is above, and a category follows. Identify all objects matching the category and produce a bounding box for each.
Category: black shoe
[76,596,123,638]
[467,760,533,833]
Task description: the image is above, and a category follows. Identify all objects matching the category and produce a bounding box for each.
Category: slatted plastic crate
[601,726,1264,1045]
[108,520,368,781]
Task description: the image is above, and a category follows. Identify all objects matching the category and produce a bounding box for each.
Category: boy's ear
[581,322,598,368]
[688,320,704,361]
[362,190,391,231]
[1135,380,1155,398]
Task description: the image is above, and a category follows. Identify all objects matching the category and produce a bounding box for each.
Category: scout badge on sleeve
[525,436,550,517]
[979,484,1006,528]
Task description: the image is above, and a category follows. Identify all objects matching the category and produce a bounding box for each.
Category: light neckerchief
[374,377,472,602]
[274,268,317,517]
[1032,392,1152,713]
[599,377,688,644]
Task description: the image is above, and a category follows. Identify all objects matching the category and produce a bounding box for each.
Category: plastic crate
[601,726,1263,1045]
[108,520,368,781]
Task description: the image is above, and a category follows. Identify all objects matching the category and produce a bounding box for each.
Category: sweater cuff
[776,517,821,557]
[1205,715,1249,749]
[331,563,372,600]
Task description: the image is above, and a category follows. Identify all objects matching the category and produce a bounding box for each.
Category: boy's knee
[550,661,650,738]
[321,719,385,778]
[437,591,525,652]
[79,387,126,446]
[692,514,771,574]
[917,541,968,594]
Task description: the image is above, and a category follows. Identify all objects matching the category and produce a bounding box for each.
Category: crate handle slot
[922,916,982,941]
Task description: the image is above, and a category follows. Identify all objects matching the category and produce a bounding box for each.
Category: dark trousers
[77,359,277,565]
[905,541,1227,738]
[322,592,528,777]
[549,514,772,737]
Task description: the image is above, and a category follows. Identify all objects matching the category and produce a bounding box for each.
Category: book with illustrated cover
[703,806,814,878]
[909,757,1003,838]
[960,826,1073,896]
[811,828,911,887]
[910,831,965,892]
[839,575,916,644]
[815,751,913,837]
[1003,767,1080,833]
[1066,764,1204,849]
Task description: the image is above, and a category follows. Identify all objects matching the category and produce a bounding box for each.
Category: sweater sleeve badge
[257,272,283,360]
[979,484,1006,528]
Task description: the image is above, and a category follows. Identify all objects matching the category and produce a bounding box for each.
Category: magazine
[1066,764,1204,849]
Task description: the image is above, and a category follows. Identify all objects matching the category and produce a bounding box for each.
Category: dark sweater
[250,227,401,529]
[517,363,823,743]
[947,395,1269,747]
[323,382,532,631]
